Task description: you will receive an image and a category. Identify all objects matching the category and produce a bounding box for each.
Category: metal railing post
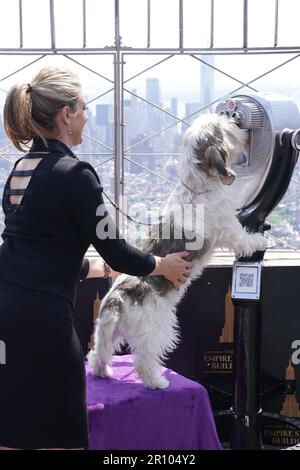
[114,0,124,233]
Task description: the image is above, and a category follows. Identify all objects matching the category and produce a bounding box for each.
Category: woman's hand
[152,252,193,290]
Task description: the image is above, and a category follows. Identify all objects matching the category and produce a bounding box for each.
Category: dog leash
[180,178,212,195]
[102,179,210,227]
[102,189,155,226]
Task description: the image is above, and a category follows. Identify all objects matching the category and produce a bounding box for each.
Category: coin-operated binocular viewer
[215,93,300,449]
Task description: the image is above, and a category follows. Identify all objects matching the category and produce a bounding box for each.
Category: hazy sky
[0,0,299,112]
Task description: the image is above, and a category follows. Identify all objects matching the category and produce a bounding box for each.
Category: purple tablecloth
[86,355,222,450]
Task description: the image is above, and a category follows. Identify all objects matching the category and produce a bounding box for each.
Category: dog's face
[182,113,247,186]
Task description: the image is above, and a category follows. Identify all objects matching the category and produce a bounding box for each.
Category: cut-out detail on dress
[12,169,35,177]
[8,155,44,207]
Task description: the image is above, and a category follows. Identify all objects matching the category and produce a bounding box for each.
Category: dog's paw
[93,362,113,379]
[87,350,99,374]
[87,350,113,379]
[252,233,269,252]
[143,376,170,390]
[98,364,113,379]
[236,233,269,257]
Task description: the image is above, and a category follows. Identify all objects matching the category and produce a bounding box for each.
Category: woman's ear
[59,105,71,126]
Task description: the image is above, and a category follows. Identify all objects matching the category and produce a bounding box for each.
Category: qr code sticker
[239,273,254,288]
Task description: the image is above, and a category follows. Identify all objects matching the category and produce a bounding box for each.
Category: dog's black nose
[221,169,236,185]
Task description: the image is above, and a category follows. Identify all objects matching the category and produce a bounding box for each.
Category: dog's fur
[88,113,268,389]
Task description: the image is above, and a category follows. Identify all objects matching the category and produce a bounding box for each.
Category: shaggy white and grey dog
[88,113,268,389]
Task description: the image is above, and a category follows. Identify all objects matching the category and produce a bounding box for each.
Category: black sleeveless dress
[0,139,155,449]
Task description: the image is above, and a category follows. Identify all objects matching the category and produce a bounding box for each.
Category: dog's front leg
[218,210,268,257]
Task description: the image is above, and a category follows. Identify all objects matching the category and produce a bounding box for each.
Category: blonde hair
[4,66,82,152]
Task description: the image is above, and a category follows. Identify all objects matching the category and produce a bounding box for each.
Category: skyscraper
[96,104,109,126]
[200,55,215,111]
[182,102,201,133]
[146,78,160,105]
[146,78,162,133]
[170,98,178,116]
[0,113,4,140]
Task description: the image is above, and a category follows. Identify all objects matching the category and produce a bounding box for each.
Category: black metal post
[229,131,299,450]
[231,297,263,449]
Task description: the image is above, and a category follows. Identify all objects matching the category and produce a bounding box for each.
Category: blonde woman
[0,67,191,450]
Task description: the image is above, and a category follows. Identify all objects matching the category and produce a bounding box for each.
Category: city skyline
[0,52,300,249]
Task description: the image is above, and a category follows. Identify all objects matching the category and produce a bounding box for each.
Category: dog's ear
[204,145,230,177]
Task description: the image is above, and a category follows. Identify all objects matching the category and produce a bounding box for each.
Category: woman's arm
[65,161,155,276]
[80,253,192,290]
[79,257,116,280]
[66,161,192,287]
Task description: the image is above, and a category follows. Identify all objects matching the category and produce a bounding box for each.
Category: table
[86,355,222,450]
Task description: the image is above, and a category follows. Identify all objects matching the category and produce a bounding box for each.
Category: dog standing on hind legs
[88,113,268,389]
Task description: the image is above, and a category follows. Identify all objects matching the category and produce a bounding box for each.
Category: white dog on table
[88,113,268,389]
